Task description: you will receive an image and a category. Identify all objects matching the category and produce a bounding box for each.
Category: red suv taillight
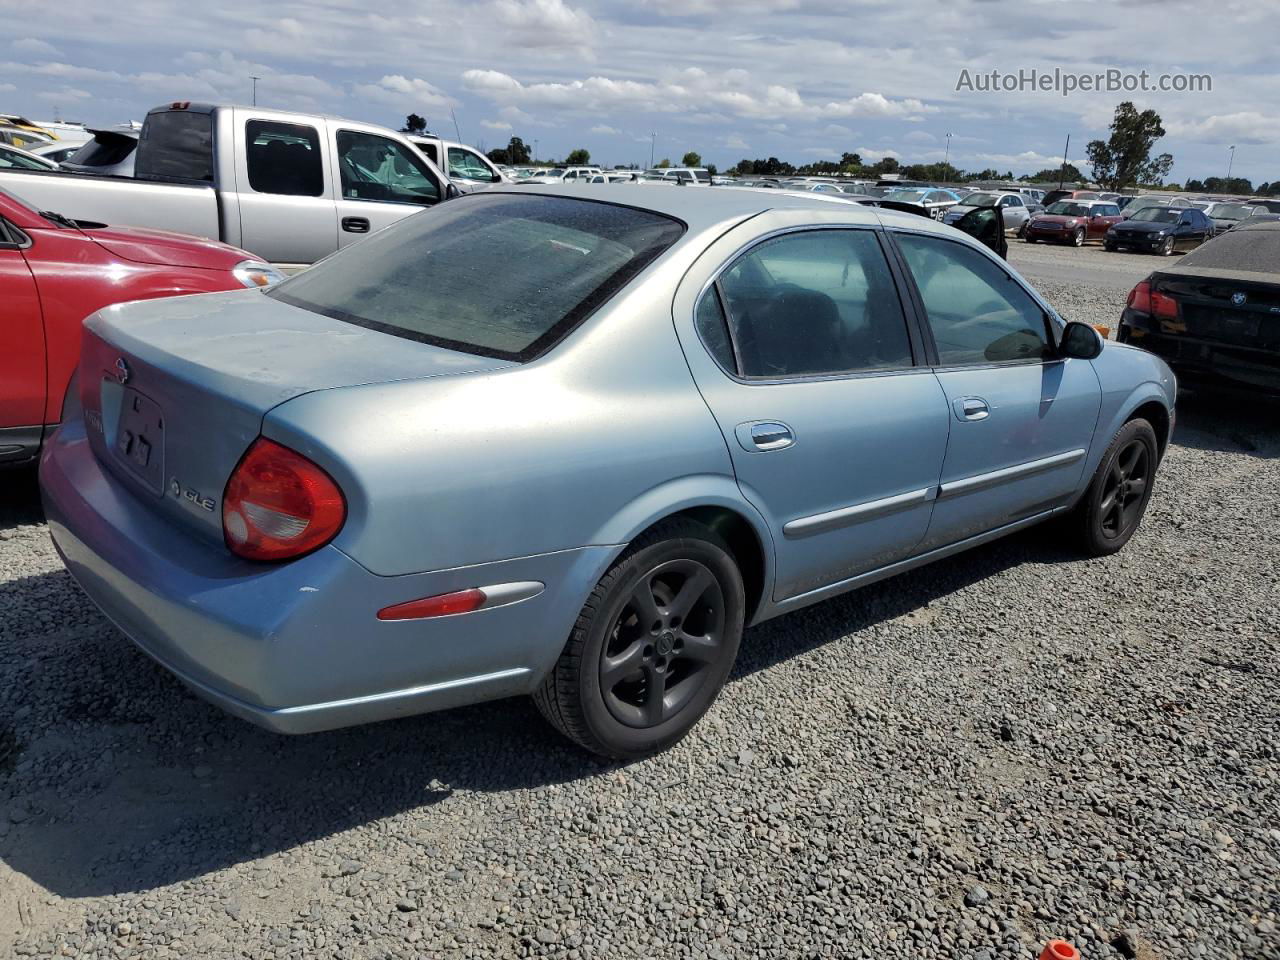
[222,438,346,562]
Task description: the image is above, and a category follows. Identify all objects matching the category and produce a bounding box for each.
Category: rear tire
[1067,419,1159,557]
[533,519,745,758]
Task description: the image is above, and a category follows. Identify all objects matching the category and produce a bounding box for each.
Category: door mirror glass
[1059,321,1103,359]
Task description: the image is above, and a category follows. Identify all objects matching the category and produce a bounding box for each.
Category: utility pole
[649,132,656,169]
[250,76,260,106]
[533,139,539,164]
[1057,134,1071,189]
[1227,144,1236,184]
[944,132,953,172]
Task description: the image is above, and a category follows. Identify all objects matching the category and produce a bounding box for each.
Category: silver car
[944,191,1033,233]
[43,186,1175,758]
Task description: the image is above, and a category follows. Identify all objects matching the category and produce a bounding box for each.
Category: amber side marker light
[378,589,487,621]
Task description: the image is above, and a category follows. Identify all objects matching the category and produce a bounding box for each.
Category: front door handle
[954,397,990,421]
[735,421,795,452]
[341,216,371,234]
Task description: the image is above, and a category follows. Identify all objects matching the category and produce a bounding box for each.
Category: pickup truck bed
[0,169,218,241]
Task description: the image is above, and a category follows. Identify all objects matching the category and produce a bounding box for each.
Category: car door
[331,127,446,249]
[0,229,45,449]
[234,117,337,265]
[673,216,950,601]
[891,228,1101,549]
[999,195,1028,230]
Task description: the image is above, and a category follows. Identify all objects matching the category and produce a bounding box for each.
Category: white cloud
[817,92,935,119]
[37,87,91,102]
[856,147,901,162]
[491,0,596,49]
[903,130,936,144]
[352,75,456,109]
[1166,112,1275,146]
[10,37,61,57]
[591,124,620,134]
[0,83,14,93]
[481,119,513,130]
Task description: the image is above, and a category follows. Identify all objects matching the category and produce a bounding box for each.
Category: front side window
[245,120,323,196]
[448,147,499,182]
[336,130,440,205]
[707,229,913,378]
[269,193,683,361]
[896,232,1051,366]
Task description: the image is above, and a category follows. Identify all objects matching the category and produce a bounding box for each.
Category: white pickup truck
[406,135,507,187]
[0,102,462,267]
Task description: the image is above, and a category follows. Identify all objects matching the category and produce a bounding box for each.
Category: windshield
[1130,207,1181,224]
[1209,203,1252,220]
[884,189,927,202]
[960,193,1000,206]
[269,193,684,362]
[1046,202,1089,216]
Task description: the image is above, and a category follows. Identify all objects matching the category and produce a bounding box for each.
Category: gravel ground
[2,241,1279,960]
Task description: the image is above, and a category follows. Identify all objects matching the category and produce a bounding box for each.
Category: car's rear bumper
[1118,314,1280,395]
[40,422,612,733]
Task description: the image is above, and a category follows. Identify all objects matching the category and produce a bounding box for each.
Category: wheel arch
[590,476,775,626]
[1127,398,1171,459]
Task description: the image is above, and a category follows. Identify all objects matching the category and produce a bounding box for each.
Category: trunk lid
[79,287,513,544]
[1153,269,1280,350]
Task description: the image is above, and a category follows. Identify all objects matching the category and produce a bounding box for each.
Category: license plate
[113,385,165,493]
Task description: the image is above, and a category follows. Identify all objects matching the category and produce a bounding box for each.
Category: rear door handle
[735,421,795,452]
[954,397,990,421]
[341,216,370,234]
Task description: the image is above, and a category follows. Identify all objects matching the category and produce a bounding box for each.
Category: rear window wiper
[38,209,78,229]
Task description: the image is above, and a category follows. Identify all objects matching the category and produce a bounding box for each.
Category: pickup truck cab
[0,102,458,268]
[0,186,280,466]
[406,135,507,187]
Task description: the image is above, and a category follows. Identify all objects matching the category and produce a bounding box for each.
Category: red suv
[1,188,281,467]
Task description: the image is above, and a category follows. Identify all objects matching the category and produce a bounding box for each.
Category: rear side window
[448,146,499,182]
[897,232,1051,365]
[245,120,323,196]
[269,193,685,361]
[136,110,213,182]
[709,229,913,378]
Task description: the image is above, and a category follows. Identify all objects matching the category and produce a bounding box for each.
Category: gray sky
[1,0,1273,181]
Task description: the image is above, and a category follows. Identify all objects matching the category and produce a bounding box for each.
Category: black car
[1105,205,1212,255]
[1117,220,1280,394]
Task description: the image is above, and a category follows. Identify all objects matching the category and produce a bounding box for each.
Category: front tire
[1073,227,1086,247]
[1068,419,1159,557]
[534,519,745,758]
[1159,236,1175,256]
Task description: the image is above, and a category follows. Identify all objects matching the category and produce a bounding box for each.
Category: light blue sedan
[42,186,1176,758]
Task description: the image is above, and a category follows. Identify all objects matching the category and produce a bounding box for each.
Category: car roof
[483,183,962,237]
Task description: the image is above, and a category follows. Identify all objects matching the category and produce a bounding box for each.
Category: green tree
[487,147,510,165]
[706,163,718,176]
[655,157,671,168]
[870,156,900,175]
[1086,102,1174,190]
[839,152,863,172]
[506,137,531,164]
[400,113,427,135]
[681,151,702,167]
[1025,164,1083,183]
[565,148,591,165]
[1202,176,1253,194]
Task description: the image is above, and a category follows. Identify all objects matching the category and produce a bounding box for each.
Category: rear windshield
[270,193,685,361]
[1177,229,1280,271]
[135,110,213,182]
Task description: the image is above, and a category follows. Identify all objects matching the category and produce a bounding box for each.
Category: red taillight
[1151,290,1179,319]
[1126,280,1151,313]
[1126,280,1178,320]
[222,438,346,562]
[377,589,488,621]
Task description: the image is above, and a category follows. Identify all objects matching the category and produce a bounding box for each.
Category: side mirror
[1060,321,1103,360]
[445,182,462,200]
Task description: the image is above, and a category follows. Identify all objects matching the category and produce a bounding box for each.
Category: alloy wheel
[1098,439,1151,539]
[599,558,726,728]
